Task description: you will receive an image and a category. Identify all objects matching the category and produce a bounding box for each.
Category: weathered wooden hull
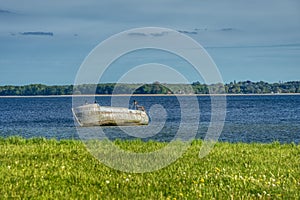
[72,104,149,127]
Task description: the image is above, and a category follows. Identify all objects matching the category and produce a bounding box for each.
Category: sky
[0,0,299,85]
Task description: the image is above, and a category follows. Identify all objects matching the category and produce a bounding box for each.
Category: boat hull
[72,104,149,127]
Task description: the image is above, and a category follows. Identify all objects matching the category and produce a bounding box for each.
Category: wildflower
[179,193,183,196]
[106,180,110,184]
[257,193,262,198]
[7,165,11,170]
[200,178,205,183]
[270,178,276,182]
[125,178,129,182]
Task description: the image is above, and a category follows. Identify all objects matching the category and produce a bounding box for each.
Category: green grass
[0,137,299,199]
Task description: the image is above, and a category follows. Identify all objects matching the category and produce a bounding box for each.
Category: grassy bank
[0,137,299,199]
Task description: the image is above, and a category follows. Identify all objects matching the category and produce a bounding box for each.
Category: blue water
[0,95,299,143]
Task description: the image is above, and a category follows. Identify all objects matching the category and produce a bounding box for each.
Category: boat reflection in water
[72,103,149,127]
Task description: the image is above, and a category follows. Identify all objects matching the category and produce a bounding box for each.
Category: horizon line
[0,80,299,87]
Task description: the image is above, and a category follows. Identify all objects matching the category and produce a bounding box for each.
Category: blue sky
[0,0,299,85]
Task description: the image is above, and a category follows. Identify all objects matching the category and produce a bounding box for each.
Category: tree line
[0,81,299,96]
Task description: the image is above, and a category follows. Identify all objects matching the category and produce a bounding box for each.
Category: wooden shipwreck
[72,103,149,127]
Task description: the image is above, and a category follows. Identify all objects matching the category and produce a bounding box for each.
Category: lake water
[0,95,299,143]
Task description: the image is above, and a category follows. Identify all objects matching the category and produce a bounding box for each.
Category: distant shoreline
[1,81,299,96]
[0,93,300,98]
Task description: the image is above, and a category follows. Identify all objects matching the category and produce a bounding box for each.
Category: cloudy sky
[0,0,299,85]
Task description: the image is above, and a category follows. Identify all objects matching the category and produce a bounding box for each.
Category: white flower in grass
[106,180,110,184]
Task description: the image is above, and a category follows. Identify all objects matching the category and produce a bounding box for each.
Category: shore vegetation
[0,81,299,95]
[0,137,299,199]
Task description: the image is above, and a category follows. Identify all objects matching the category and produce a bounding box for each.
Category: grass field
[0,137,299,199]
